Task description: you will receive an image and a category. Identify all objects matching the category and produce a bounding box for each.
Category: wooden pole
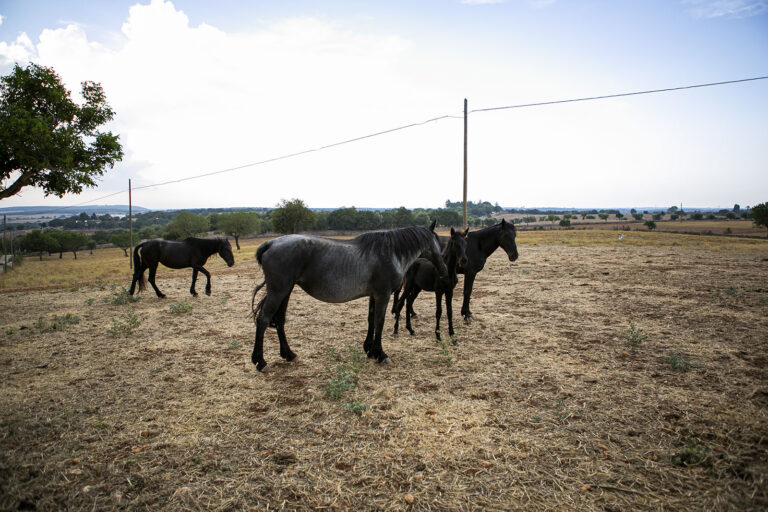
[2,214,6,274]
[129,179,133,270]
[463,98,468,230]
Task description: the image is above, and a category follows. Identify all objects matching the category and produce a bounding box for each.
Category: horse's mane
[353,226,434,260]
[472,220,515,237]
[183,237,227,253]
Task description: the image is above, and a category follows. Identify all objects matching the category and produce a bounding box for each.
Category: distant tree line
[8,201,766,260]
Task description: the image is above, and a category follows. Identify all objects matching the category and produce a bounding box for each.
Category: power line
[469,76,768,113]
[13,74,767,216]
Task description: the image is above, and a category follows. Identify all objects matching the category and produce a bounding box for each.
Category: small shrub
[620,321,648,351]
[437,336,454,366]
[33,316,47,331]
[169,300,193,315]
[52,313,80,330]
[109,287,140,306]
[342,400,369,415]
[85,297,95,306]
[324,344,366,400]
[663,352,693,372]
[227,339,241,350]
[723,287,739,298]
[108,307,144,336]
[671,439,709,467]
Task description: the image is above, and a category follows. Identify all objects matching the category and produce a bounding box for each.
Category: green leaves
[0,63,123,200]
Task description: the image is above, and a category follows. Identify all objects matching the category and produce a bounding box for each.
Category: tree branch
[0,170,37,200]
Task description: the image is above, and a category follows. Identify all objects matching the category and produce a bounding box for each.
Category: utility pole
[463,98,468,230]
[129,179,133,270]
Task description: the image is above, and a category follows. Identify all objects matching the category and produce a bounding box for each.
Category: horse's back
[259,235,375,302]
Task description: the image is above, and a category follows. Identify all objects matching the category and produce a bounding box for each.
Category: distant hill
[0,205,150,217]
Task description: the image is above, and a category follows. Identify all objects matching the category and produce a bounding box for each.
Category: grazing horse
[250,221,447,372]
[129,237,235,298]
[392,227,468,342]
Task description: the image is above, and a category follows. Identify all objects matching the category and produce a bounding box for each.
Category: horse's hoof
[256,361,268,372]
[463,316,472,325]
[205,290,211,296]
[158,294,166,299]
[191,293,198,298]
[283,352,298,362]
[381,357,392,365]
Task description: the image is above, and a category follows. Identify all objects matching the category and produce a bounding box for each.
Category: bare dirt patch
[1,231,767,510]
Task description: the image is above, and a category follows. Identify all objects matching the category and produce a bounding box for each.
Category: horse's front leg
[446,288,457,344]
[434,291,443,342]
[199,266,212,296]
[461,272,477,324]
[372,293,391,364]
[364,296,375,357]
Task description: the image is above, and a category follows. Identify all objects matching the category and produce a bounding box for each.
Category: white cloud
[684,0,768,18]
[0,32,34,65]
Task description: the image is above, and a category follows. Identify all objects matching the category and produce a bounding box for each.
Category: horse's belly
[297,279,368,303]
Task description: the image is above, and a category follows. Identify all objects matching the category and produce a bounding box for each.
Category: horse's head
[218,238,235,267]
[426,219,449,278]
[497,218,518,262]
[448,227,469,268]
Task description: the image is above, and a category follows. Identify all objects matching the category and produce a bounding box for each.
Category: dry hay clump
[1,231,767,511]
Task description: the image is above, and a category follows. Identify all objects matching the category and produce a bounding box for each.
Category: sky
[0,0,766,211]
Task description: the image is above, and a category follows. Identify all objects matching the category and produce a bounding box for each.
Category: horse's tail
[255,239,273,266]
[132,243,146,293]
[250,280,267,322]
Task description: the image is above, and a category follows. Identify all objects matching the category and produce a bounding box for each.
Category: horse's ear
[462,228,469,237]
[501,218,507,227]
[450,227,456,236]
[429,219,437,232]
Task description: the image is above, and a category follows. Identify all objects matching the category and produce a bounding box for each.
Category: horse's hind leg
[190,268,199,297]
[129,266,144,295]
[252,287,292,371]
[274,295,296,362]
[148,264,165,298]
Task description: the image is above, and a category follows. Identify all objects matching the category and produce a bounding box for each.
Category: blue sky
[1,0,766,210]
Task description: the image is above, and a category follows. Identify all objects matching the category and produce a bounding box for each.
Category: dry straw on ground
[1,230,767,510]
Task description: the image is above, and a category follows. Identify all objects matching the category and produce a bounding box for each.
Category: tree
[598,213,609,222]
[270,199,315,234]
[49,230,90,259]
[19,230,59,260]
[111,231,137,256]
[750,202,768,237]
[644,220,657,231]
[164,211,209,240]
[217,211,260,250]
[559,219,571,228]
[0,63,123,200]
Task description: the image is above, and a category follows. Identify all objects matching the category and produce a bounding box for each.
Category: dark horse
[129,237,235,298]
[250,221,447,372]
[455,219,518,322]
[395,219,519,323]
[392,227,468,342]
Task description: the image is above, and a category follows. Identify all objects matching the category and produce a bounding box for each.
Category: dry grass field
[1,230,767,511]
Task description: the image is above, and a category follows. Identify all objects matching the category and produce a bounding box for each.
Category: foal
[392,227,468,342]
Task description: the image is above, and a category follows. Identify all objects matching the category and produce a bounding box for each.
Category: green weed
[620,321,648,351]
[108,307,145,336]
[169,300,193,315]
[663,352,693,372]
[672,439,709,467]
[108,287,140,306]
[342,400,370,415]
